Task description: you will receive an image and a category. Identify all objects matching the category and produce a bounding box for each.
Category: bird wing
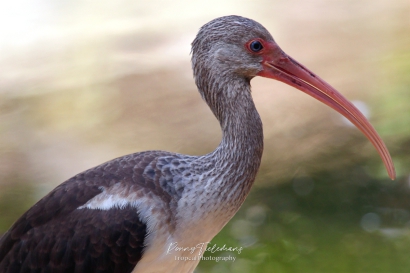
[0,150,176,273]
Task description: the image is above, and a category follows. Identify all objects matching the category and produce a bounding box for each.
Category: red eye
[246,39,265,54]
[249,40,263,52]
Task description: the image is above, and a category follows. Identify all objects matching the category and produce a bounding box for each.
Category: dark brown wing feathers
[1,207,146,273]
[0,151,172,273]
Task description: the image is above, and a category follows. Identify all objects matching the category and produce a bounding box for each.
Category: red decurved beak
[258,42,395,180]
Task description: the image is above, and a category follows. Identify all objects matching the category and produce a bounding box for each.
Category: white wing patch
[77,186,132,210]
[78,194,130,210]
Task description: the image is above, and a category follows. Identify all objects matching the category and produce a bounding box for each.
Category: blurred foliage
[0,178,36,234]
[375,48,410,178]
[198,164,410,273]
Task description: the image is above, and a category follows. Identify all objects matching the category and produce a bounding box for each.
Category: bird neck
[217,86,264,165]
[200,77,264,204]
[175,76,264,238]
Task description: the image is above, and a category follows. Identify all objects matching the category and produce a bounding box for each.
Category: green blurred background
[0,0,409,272]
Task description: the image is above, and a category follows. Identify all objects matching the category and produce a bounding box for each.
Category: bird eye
[249,40,263,52]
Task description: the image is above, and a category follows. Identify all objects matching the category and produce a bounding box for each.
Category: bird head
[191,15,395,179]
[192,16,272,86]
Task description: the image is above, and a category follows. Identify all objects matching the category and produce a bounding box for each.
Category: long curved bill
[258,43,395,180]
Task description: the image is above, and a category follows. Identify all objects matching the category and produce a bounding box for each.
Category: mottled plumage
[0,14,395,273]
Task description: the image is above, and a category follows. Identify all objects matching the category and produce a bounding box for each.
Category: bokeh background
[0,0,409,272]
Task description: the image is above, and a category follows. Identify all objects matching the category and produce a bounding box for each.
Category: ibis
[0,15,395,273]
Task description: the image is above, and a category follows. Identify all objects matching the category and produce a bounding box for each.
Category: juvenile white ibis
[0,15,395,273]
